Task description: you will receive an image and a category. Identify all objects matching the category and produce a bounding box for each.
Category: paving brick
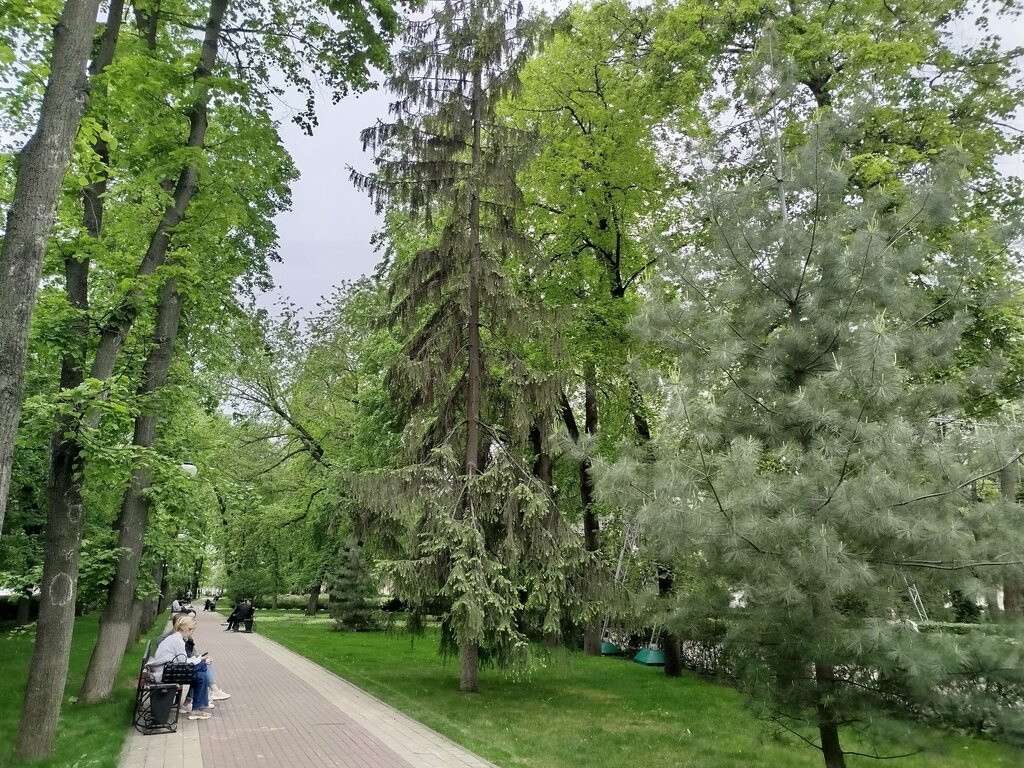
[119,610,497,768]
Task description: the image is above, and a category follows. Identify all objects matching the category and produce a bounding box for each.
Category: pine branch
[885,451,1024,511]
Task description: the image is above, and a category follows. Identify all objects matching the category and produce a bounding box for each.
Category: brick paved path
[119,609,496,768]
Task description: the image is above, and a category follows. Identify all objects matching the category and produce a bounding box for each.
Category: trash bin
[149,686,177,724]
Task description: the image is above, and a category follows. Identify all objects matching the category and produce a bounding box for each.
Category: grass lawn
[258,611,1021,768]
[0,616,142,768]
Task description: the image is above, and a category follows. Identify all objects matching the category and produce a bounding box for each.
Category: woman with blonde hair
[150,616,212,720]
[161,614,231,704]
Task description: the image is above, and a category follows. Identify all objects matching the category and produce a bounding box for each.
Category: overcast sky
[265,12,1024,315]
[265,84,392,314]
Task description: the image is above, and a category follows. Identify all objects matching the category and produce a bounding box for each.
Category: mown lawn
[258,611,1020,768]
[0,616,141,768]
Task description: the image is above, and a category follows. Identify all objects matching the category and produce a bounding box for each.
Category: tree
[25,0,231,728]
[328,536,378,631]
[352,0,577,692]
[7,0,403,751]
[0,0,102,537]
[505,0,673,655]
[75,0,403,702]
[605,110,1024,768]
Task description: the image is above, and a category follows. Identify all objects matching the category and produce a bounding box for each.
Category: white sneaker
[187,711,211,720]
[211,691,231,700]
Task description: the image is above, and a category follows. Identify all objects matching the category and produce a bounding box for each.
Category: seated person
[225,599,255,631]
[156,616,231,708]
[149,616,212,720]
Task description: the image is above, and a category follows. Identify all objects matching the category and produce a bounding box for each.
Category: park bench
[132,640,181,735]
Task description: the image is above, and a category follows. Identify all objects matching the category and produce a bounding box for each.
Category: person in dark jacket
[225,599,255,631]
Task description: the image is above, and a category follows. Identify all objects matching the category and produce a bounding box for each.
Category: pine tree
[606,111,1024,767]
[352,0,575,691]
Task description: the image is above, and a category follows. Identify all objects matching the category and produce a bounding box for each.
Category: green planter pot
[633,647,665,666]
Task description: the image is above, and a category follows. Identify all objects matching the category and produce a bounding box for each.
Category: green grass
[258,613,1021,768]
[0,616,142,768]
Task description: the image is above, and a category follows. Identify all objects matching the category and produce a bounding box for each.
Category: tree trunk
[815,661,846,768]
[22,6,126,724]
[453,63,484,694]
[561,381,603,654]
[0,0,102,537]
[15,84,98,751]
[306,579,322,615]
[581,372,599,551]
[15,426,88,760]
[20,4,126,726]
[15,593,31,626]
[999,460,1022,616]
[80,282,182,702]
[138,560,164,635]
[657,566,682,677]
[125,600,143,651]
[459,642,479,693]
[582,375,603,655]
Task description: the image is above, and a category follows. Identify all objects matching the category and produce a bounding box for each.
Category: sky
[265,10,1024,316]
[264,85,393,314]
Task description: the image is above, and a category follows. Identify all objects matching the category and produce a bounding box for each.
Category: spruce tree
[352,0,574,691]
[606,111,1024,767]
[328,536,379,631]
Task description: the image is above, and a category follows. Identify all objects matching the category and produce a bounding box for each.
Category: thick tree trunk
[306,579,322,616]
[14,82,99,751]
[459,642,479,693]
[23,10,125,724]
[80,282,182,702]
[22,7,125,726]
[0,0,102,536]
[15,427,88,760]
[657,567,682,677]
[815,661,846,768]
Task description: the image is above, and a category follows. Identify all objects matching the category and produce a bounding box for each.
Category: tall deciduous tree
[77,0,402,704]
[506,0,672,655]
[0,0,101,537]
